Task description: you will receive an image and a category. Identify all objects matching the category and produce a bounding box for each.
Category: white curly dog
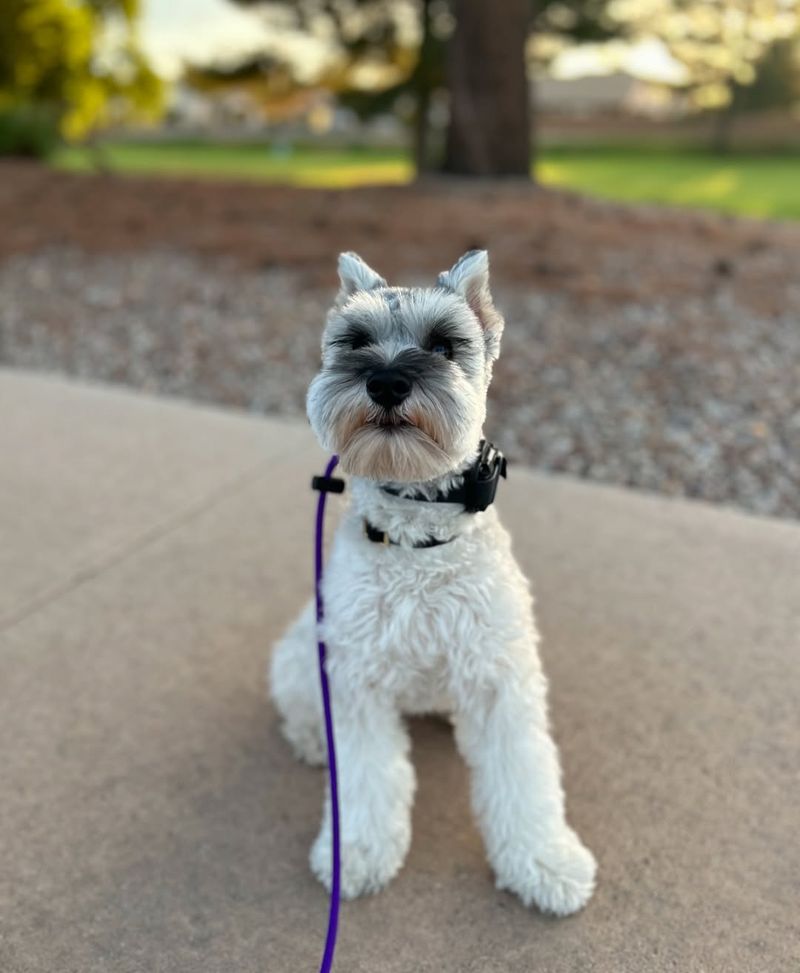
[271,249,596,916]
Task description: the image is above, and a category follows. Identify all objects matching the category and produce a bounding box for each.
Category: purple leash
[313,455,342,973]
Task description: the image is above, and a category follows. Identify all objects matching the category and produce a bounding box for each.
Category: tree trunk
[711,102,737,155]
[442,0,532,177]
[412,0,435,174]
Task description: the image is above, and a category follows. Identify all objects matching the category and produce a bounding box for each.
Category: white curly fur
[270,251,596,916]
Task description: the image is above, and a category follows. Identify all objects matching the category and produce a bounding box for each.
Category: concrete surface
[1,368,798,973]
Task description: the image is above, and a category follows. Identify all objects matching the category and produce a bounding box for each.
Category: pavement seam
[0,450,306,636]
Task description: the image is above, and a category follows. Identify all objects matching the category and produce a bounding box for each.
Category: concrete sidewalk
[1,369,798,973]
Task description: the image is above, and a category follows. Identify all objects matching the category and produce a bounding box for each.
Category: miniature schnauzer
[271,250,596,915]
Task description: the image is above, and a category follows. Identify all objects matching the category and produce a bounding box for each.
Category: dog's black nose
[366,369,412,410]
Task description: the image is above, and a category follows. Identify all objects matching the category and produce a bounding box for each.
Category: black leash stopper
[312,473,346,494]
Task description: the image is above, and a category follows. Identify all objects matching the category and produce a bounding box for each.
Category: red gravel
[2,161,799,519]
[3,160,799,315]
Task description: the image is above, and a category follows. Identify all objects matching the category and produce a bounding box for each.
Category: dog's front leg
[454,668,596,916]
[310,687,416,899]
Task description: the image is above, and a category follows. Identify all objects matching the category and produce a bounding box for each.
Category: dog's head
[307,250,504,482]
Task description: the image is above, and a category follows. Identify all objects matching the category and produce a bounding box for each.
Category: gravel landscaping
[1,163,798,519]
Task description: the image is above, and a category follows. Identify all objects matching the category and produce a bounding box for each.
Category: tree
[229,0,623,178]
[729,36,800,112]
[442,0,531,175]
[609,0,799,151]
[0,0,164,144]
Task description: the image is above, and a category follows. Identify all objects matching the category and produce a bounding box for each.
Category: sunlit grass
[537,145,800,220]
[54,140,414,188]
[53,139,800,220]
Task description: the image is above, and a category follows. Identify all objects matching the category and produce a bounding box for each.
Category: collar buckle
[461,440,508,513]
[377,439,507,514]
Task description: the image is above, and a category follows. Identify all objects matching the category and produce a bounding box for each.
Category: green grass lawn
[538,144,800,221]
[54,139,800,220]
[54,140,413,188]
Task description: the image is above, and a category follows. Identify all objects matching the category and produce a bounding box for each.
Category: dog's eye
[332,330,371,351]
[350,332,371,350]
[428,337,452,359]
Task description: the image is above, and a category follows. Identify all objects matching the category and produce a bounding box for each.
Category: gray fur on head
[307,250,505,483]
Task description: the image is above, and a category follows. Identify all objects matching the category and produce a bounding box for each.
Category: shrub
[0,104,61,159]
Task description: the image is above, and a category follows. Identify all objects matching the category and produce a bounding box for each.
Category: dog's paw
[496,827,597,917]
[310,826,409,900]
[279,719,326,767]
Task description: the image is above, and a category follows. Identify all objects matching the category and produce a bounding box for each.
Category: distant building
[163,79,405,146]
[166,83,266,132]
[535,72,685,119]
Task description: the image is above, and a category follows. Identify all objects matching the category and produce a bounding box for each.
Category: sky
[140,0,686,84]
[141,0,280,77]
[553,39,688,84]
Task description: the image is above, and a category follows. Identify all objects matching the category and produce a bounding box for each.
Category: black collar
[363,519,452,548]
[364,441,507,548]
[312,441,508,550]
[380,440,507,514]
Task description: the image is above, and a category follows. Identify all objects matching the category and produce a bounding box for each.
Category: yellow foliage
[0,0,163,140]
[611,0,798,110]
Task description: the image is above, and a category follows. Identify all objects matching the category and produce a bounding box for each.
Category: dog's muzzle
[366,369,412,411]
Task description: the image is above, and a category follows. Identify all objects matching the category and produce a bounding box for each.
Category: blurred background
[1,0,798,517]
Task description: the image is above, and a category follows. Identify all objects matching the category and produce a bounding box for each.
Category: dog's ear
[336,252,386,303]
[438,250,504,356]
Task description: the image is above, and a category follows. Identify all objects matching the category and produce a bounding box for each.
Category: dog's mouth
[331,404,457,481]
[373,412,414,430]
